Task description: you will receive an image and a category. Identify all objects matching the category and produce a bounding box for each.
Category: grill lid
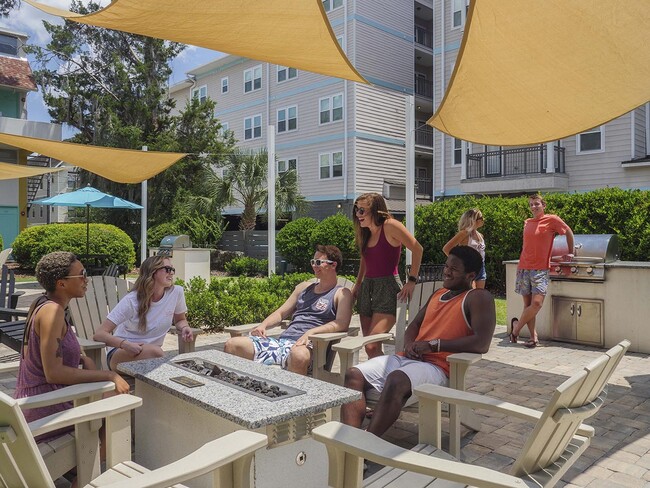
[159,234,191,249]
[551,234,620,263]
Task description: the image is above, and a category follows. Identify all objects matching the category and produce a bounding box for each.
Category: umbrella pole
[86,204,90,256]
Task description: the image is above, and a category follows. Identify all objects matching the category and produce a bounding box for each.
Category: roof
[0,56,37,91]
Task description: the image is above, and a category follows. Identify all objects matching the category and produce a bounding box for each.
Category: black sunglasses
[353,205,368,216]
[160,266,176,274]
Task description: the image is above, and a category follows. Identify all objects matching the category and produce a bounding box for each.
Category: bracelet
[119,339,126,349]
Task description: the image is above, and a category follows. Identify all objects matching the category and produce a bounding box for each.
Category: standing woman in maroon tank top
[352,193,423,358]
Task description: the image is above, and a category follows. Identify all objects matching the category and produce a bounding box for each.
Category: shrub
[147,222,182,250]
[310,213,358,262]
[276,217,319,271]
[225,256,268,276]
[0,233,3,249]
[147,214,225,250]
[12,223,136,270]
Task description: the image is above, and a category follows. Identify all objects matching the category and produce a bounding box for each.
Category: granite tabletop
[118,349,361,429]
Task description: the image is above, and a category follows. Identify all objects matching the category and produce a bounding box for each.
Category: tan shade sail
[0,133,187,183]
[0,161,66,180]
[428,0,650,146]
[25,0,366,84]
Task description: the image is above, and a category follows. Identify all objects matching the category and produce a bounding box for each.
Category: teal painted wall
[0,206,19,247]
[0,89,19,118]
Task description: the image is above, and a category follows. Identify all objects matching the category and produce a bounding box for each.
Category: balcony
[415,77,433,99]
[415,127,433,147]
[414,26,433,49]
[0,117,62,140]
[415,176,432,200]
[462,145,568,194]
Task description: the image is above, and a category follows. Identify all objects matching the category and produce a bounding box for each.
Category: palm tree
[186,148,308,230]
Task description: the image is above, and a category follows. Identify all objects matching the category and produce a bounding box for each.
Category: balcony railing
[414,26,433,49]
[415,77,433,98]
[466,145,565,179]
[415,177,432,198]
[415,127,433,147]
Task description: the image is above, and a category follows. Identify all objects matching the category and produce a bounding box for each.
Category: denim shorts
[357,275,402,317]
[515,269,549,296]
[475,264,487,282]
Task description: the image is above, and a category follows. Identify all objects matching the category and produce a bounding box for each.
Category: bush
[225,256,268,276]
[276,217,319,271]
[310,213,358,263]
[0,233,3,249]
[147,222,182,250]
[147,214,225,250]
[12,223,136,270]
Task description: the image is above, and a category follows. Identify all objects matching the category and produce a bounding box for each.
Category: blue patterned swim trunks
[251,336,312,369]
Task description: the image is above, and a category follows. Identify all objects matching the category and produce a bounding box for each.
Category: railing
[414,26,433,48]
[466,145,565,179]
[406,264,444,283]
[415,77,433,98]
[415,127,433,146]
[415,177,432,198]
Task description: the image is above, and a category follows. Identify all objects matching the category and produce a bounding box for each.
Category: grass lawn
[495,297,506,326]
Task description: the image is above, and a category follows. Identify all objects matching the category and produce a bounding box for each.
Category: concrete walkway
[2,292,649,486]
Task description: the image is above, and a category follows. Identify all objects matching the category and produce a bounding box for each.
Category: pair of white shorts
[354,354,448,397]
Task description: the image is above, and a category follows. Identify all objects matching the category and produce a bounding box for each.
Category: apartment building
[0,27,62,246]
[169,0,650,225]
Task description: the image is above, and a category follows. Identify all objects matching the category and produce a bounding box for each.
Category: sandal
[509,317,519,343]
[524,340,539,348]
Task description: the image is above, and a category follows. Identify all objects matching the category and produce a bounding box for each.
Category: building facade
[169,0,650,224]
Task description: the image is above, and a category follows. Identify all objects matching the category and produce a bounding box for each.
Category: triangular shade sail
[0,160,66,180]
[25,0,366,84]
[428,0,650,146]
[0,133,187,183]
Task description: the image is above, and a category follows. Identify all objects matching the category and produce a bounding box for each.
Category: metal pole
[86,204,90,256]
[405,95,415,266]
[267,126,276,276]
[141,146,148,264]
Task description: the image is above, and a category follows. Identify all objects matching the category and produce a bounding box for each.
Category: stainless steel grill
[158,234,191,257]
[549,234,620,281]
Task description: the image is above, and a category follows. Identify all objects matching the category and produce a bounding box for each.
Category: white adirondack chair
[313,340,631,488]
[0,387,267,488]
[224,276,359,384]
[68,275,202,368]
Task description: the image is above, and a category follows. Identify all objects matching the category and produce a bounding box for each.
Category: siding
[355,138,406,195]
[634,105,647,158]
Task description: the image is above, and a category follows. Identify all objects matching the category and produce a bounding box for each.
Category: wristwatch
[408,275,417,283]
[428,338,440,352]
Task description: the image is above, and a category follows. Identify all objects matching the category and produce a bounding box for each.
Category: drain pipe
[342,0,349,206]
[439,0,446,198]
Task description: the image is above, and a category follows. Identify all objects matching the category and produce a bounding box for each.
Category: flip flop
[524,340,539,348]
[509,317,519,343]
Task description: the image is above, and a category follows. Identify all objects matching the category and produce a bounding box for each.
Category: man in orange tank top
[341,246,496,438]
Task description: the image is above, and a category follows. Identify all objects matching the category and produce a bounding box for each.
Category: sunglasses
[353,206,368,216]
[160,266,176,274]
[310,259,335,267]
[64,269,88,279]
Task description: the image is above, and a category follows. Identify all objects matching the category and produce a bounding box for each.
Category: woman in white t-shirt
[94,255,193,371]
[442,208,487,289]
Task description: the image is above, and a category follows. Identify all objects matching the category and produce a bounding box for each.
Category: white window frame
[221,77,229,94]
[453,138,463,166]
[192,85,207,103]
[244,114,262,140]
[243,65,262,93]
[319,151,344,180]
[277,66,297,83]
[336,35,344,49]
[319,93,344,125]
[277,157,297,174]
[219,122,230,137]
[277,106,298,134]
[451,0,467,29]
[322,0,344,13]
[576,126,605,154]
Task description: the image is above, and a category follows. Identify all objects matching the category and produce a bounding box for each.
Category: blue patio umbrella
[32,185,143,255]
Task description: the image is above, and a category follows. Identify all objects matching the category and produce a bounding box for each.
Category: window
[319,94,343,125]
[322,0,343,12]
[278,158,297,174]
[219,122,230,137]
[192,85,207,103]
[577,126,603,153]
[452,0,467,28]
[336,36,344,48]
[244,65,262,93]
[0,34,18,56]
[453,138,463,166]
[244,115,262,140]
[221,77,229,94]
[277,106,297,133]
[319,151,343,179]
[277,66,297,83]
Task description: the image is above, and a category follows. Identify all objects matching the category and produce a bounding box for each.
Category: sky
[0,0,224,137]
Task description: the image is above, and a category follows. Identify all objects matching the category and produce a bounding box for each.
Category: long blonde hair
[458,208,484,242]
[133,255,169,332]
[353,193,393,252]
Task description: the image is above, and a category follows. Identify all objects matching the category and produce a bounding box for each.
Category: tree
[187,148,309,231]
[26,1,234,241]
[0,0,19,17]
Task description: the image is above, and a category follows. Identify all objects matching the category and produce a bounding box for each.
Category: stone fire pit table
[118,349,360,488]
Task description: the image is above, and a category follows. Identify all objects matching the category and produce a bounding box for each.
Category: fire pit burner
[172,358,305,401]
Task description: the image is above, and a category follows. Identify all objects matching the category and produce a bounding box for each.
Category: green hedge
[12,223,136,270]
[225,256,268,276]
[414,188,650,295]
[0,233,3,250]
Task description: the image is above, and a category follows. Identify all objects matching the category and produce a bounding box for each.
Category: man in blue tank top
[224,245,353,375]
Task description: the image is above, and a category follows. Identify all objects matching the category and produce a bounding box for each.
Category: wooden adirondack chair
[0,387,267,488]
[0,263,25,320]
[224,277,358,384]
[68,275,202,368]
[313,340,631,488]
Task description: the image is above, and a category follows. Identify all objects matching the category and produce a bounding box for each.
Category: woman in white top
[443,208,487,289]
[94,255,193,371]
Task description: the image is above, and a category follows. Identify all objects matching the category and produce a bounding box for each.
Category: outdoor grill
[157,234,191,257]
[549,234,620,281]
